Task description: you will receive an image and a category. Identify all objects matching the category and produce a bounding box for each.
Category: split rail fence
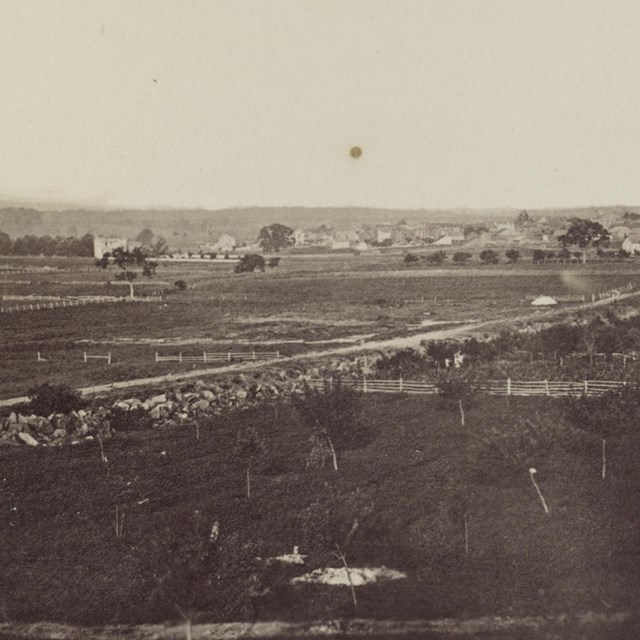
[307,377,631,398]
[154,351,281,364]
[1,296,162,313]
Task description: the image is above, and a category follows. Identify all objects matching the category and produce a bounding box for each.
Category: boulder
[200,389,215,400]
[148,394,167,407]
[17,432,39,446]
[193,399,211,412]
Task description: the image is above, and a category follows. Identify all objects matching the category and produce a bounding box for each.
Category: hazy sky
[2,1,640,210]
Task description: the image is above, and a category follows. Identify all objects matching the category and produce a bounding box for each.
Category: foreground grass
[1,395,639,625]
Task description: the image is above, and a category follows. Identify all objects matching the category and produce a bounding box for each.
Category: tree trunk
[185,617,192,640]
[582,248,587,265]
[602,438,607,480]
[336,547,357,608]
[328,438,338,471]
[458,399,465,427]
[128,282,134,299]
[463,512,469,555]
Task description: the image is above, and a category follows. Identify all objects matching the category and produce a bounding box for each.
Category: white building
[94,236,128,258]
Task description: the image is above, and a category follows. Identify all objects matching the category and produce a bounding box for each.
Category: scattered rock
[17,432,39,447]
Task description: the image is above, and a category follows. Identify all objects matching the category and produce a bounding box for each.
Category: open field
[1,394,640,631]
[2,255,640,399]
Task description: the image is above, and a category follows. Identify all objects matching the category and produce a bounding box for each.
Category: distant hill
[1,204,639,247]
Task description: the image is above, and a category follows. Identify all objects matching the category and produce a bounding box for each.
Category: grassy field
[2,255,639,399]
[1,393,639,626]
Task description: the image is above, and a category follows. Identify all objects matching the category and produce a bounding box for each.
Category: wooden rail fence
[154,351,281,364]
[0,296,162,313]
[307,377,631,397]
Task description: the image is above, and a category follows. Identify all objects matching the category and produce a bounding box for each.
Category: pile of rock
[0,353,381,448]
[0,407,112,447]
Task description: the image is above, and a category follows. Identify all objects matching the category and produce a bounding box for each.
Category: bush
[505,249,521,264]
[27,383,84,416]
[108,406,154,432]
[235,254,265,273]
[174,280,187,291]
[452,252,472,264]
[403,253,419,264]
[479,249,499,264]
[425,250,447,265]
[532,249,546,264]
[375,348,428,378]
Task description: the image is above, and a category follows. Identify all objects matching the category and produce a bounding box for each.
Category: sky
[2,0,640,211]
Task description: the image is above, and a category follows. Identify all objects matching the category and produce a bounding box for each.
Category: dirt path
[0,611,635,639]
[2,289,638,408]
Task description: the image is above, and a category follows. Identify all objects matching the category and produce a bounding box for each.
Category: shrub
[452,251,472,264]
[425,250,447,265]
[375,348,428,378]
[505,249,521,264]
[27,383,84,416]
[532,249,546,264]
[403,253,419,264]
[174,279,187,291]
[479,249,499,264]
[108,406,154,432]
[293,380,369,471]
[235,254,265,273]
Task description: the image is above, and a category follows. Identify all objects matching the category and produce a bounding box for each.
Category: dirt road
[1,289,638,408]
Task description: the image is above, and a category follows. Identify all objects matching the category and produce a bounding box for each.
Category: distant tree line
[0,231,94,257]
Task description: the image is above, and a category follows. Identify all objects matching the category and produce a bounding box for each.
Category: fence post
[83,351,87,363]
[276,350,280,358]
[203,351,207,363]
[179,352,183,363]
[399,377,403,392]
[584,380,588,395]
[253,350,256,360]
[545,379,550,396]
[228,352,231,362]
[108,352,112,365]
[507,378,511,396]
[363,377,367,393]
[155,352,158,363]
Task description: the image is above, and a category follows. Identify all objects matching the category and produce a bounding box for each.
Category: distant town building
[93,236,128,258]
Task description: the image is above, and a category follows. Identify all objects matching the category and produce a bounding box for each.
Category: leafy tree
[479,249,499,264]
[565,390,640,479]
[557,218,611,264]
[136,228,155,246]
[149,236,169,256]
[27,383,84,416]
[96,247,158,298]
[233,427,267,498]
[257,223,294,253]
[235,254,266,273]
[0,231,12,254]
[293,380,368,471]
[505,249,521,264]
[515,210,530,228]
[267,257,281,268]
[150,510,219,639]
[452,251,472,264]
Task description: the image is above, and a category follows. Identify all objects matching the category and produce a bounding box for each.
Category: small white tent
[531,296,557,306]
